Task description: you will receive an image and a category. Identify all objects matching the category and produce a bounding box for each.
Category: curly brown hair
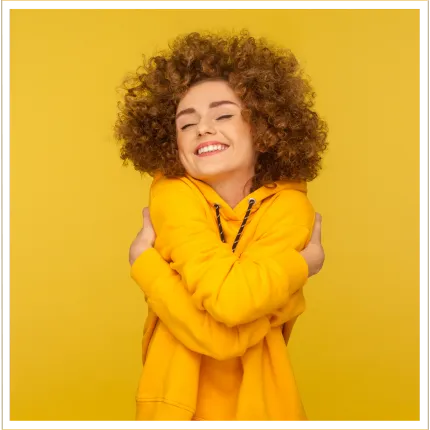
[113,30,329,189]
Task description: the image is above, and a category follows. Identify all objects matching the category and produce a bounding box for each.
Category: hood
[184,173,307,222]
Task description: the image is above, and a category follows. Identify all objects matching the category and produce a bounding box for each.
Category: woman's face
[175,80,255,184]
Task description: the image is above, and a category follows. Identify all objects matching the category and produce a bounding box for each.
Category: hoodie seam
[136,397,195,415]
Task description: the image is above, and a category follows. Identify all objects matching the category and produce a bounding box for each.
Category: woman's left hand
[129,207,156,266]
[300,213,324,277]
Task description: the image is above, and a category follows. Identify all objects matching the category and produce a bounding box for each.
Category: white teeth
[197,145,227,155]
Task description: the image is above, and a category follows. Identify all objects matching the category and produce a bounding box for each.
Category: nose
[196,119,216,136]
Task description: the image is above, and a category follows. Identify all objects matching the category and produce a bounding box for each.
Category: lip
[194,141,228,155]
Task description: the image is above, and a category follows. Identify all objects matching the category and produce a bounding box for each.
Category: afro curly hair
[113,30,329,190]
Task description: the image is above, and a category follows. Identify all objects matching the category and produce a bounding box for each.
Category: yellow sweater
[130,174,315,420]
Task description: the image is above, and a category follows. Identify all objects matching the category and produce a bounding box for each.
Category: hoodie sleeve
[148,177,315,327]
[130,247,272,361]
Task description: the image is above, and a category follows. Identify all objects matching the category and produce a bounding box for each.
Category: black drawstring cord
[214,203,226,243]
[214,198,256,253]
[232,198,255,253]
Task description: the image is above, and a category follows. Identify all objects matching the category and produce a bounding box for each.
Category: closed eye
[217,114,233,120]
[180,123,196,130]
[180,115,233,130]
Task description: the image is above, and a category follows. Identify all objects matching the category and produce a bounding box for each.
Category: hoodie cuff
[130,248,169,294]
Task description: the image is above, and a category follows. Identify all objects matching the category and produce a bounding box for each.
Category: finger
[310,212,322,244]
[142,207,153,228]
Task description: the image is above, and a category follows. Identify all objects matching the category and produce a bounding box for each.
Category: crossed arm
[132,248,273,361]
[130,177,315,359]
[131,246,310,360]
[148,176,315,327]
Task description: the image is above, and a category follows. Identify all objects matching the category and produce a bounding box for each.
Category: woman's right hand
[300,213,325,277]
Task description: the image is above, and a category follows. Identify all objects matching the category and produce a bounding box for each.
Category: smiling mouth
[195,144,229,157]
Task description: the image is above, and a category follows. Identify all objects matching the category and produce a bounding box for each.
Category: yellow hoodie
[130,173,315,421]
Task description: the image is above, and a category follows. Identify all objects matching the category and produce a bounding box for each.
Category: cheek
[176,135,187,155]
[229,118,251,138]
[176,136,195,165]
[241,122,253,141]
[233,123,254,151]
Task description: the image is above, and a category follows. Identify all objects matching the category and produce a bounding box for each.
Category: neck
[207,173,254,209]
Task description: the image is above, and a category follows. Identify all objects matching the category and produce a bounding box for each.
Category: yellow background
[10,9,420,421]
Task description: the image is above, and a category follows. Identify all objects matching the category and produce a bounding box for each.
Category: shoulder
[151,175,194,199]
[149,175,203,213]
[276,188,314,213]
[266,188,315,229]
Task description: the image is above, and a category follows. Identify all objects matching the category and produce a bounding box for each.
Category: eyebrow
[175,100,239,120]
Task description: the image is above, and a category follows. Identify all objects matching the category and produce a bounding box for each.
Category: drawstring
[214,203,226,243]
[214,198,256,253]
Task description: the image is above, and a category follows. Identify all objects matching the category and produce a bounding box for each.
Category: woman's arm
[130,246,272,361]
[148,176,315,327]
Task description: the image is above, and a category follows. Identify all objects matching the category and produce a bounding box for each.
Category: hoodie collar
[184,174,307,221]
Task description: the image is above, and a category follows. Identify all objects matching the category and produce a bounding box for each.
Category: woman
[114,30,328,420]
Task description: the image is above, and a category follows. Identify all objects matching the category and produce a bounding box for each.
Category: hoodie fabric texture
[130,173,315,420]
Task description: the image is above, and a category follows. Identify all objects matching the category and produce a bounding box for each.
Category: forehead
[177,80,242,111]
